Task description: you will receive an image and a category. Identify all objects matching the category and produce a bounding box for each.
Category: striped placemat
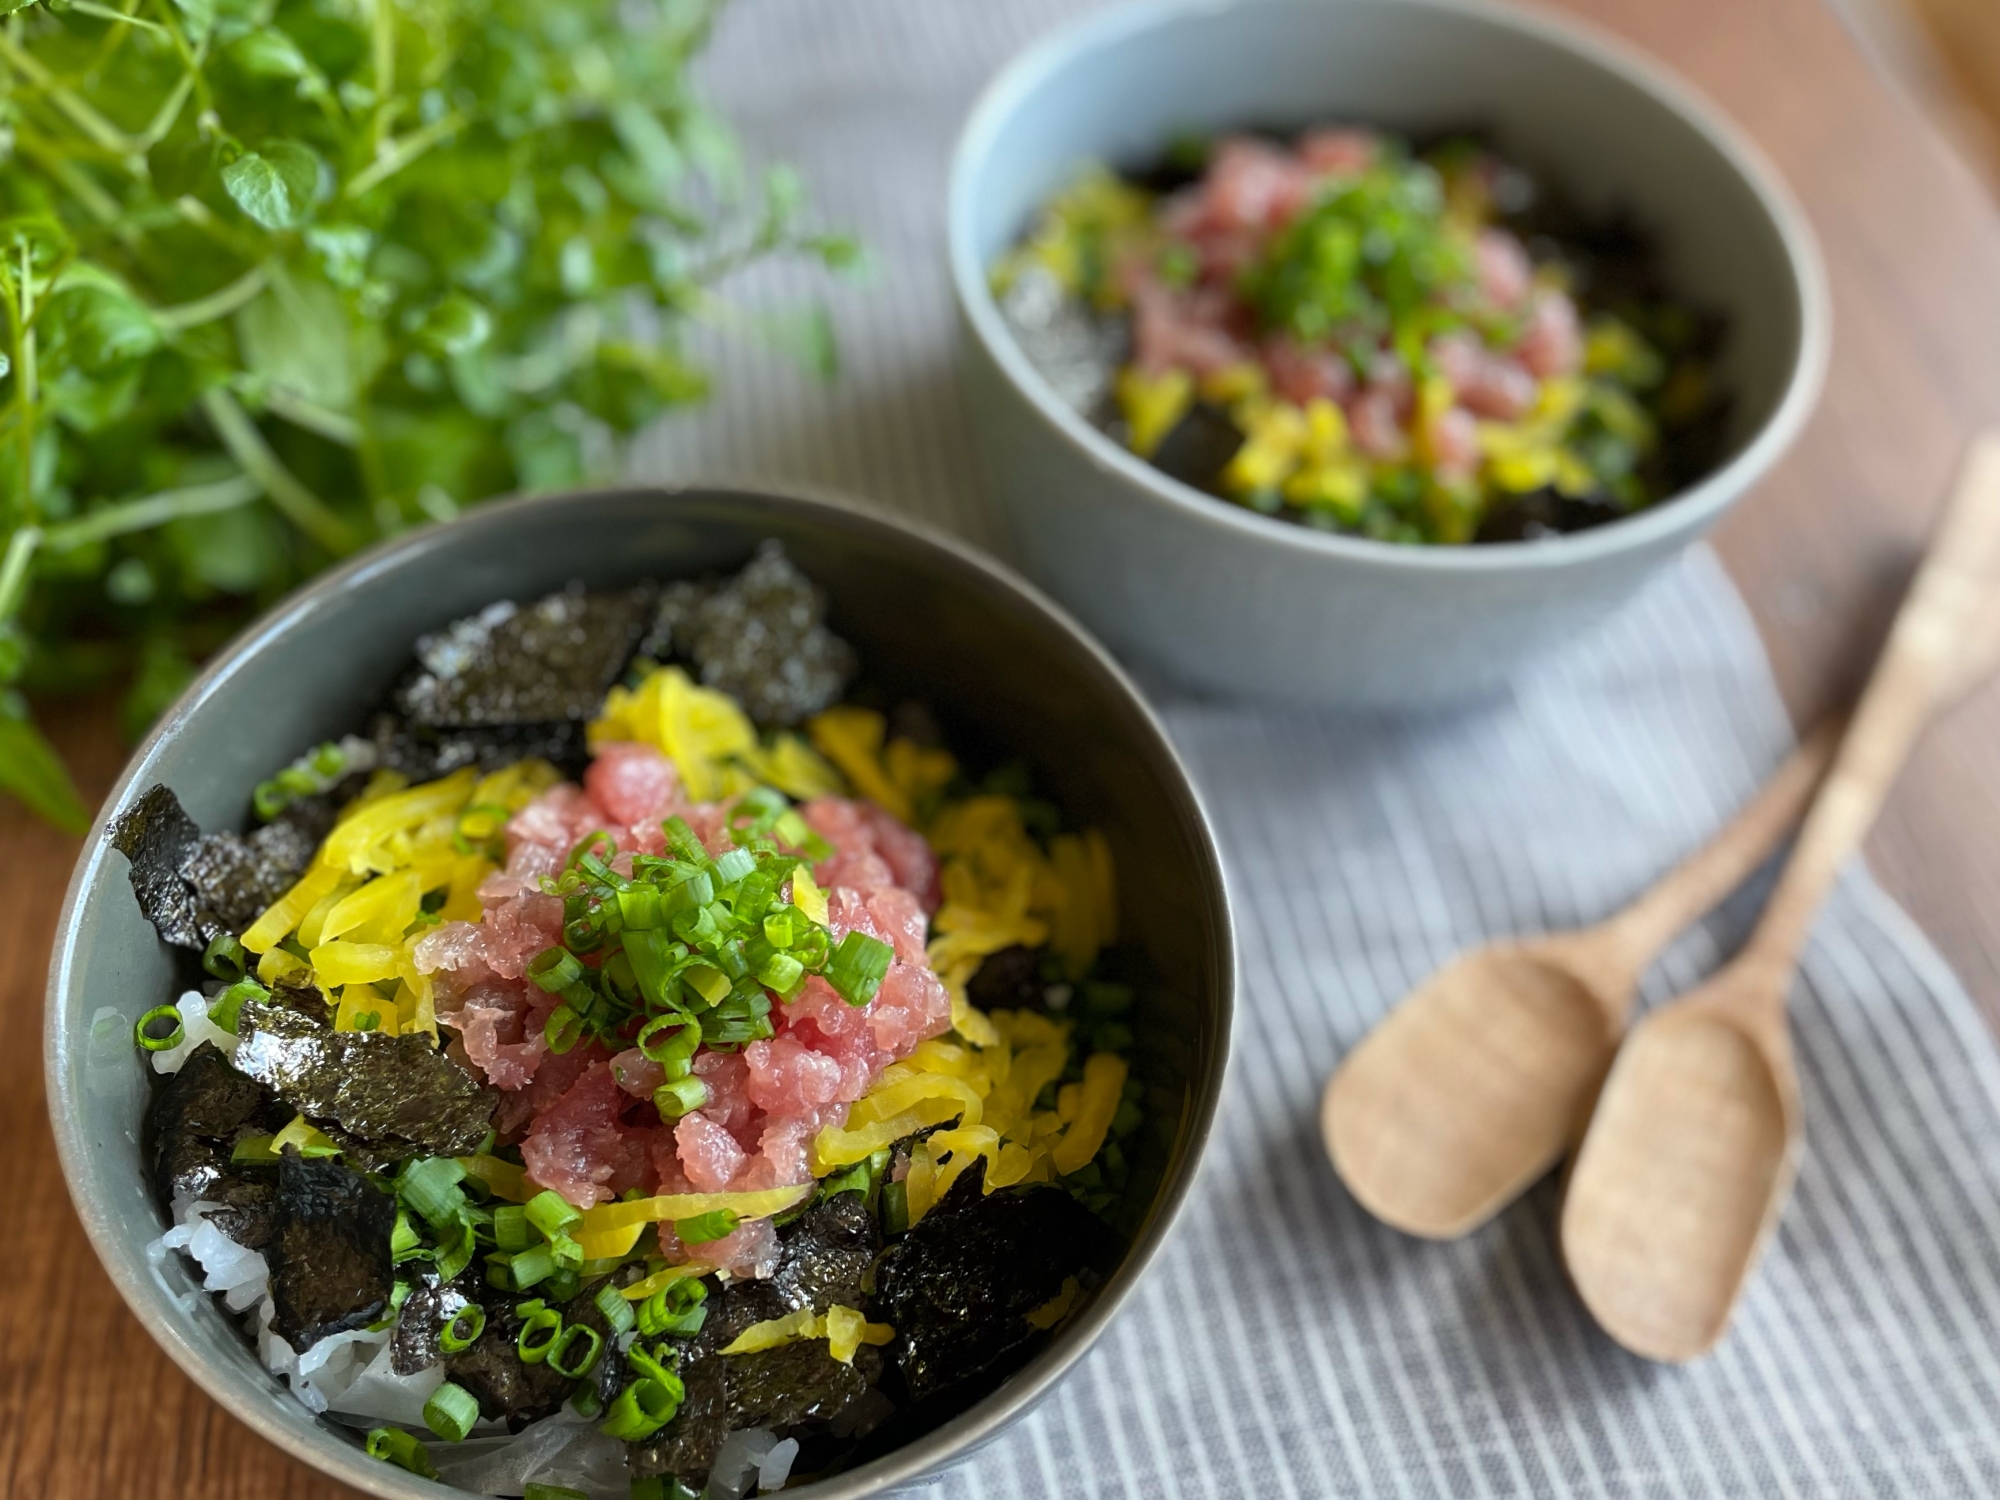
[632,2,2000,1494]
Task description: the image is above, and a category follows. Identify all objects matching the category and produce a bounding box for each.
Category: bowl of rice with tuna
[949,0,1828,706]
[45,486,1231,1500]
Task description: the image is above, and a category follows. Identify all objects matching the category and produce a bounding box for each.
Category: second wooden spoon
[1560,431,2000,1362]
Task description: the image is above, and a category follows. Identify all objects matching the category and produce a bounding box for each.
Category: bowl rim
[947,0,1833,573]
[43,480,1237,1500]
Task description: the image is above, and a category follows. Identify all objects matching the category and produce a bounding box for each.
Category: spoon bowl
[1324,940,1625,1238]
[1561,983,1799,1361]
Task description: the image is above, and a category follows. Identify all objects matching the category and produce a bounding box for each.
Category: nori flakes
[394,584,654,728]
[178,777,362,935]
[446,1277,621,1429]
[725,1340,882,1431]
[110,784,216,950]
[369,712,588,782]
[966,944,1049,1013]
[641,542,856,728]
[143,1040,284,1204]
[113,780,368,945]
[632,1200,887,1485]
[874,1165,1117,1403]
[770,1192,878,1315]
[266,1152,397,1351]
[232,1000,494,1158]
[392,1271,477,1377]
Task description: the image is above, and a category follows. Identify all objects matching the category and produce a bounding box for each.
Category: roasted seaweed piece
[966,944,1049,1013]
[874,1165,1117,1403]
[110,784,216,950]
[394,584,654,728]
[266,1153,397,1351]
[446,1277,621,1429]
[630,1351,728,1485]
[392,1272,478,1377]
[144,1041,284,1203]
[232,999,494,1157]
[369,713,588,782]
[726,1340,882,1431]
[206,1176,281,1251]
[631,1202,887,1486]
[770,1192,878,1314]
[641,542,856,727]
[178,777,362,935]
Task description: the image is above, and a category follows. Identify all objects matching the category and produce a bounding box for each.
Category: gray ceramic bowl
[949,0,1829,707]
[44,486,1232,1499]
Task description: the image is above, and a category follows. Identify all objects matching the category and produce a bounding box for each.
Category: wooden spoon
[1322,719,1840,1240]
[1560,431,2000,1363]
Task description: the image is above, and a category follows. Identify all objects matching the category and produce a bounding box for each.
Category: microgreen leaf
[221,142,322,231]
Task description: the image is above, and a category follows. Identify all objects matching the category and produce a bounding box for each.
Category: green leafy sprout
[0,0,858,829]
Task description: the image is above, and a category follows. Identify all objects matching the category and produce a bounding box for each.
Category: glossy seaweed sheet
[266,1153,398,1351]
[231,1000,494,1159]
[111,782,361,946]
[641,540,856,728]
[874,1165,1117,1404]
[394,584,655,728]
[144,1040,285,1203]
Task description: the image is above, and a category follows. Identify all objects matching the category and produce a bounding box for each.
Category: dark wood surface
[6,1,2000,1495]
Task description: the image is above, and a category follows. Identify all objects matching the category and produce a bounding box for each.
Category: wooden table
[6,0,2000,1495]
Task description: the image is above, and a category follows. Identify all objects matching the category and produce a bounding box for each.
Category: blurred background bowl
[44,486,1233,1500]
[949,0,1830,707]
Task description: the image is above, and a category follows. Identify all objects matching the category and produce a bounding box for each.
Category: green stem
[264,387,362,447]
[0,34,140,157]
[0,525,39,624]
[154,263,270,330]
[199,388,355,553]
[344,110,467,199]
[65,1,171,37]
[40,473,260,551]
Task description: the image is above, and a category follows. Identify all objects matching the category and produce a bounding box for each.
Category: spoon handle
[1737,431,2000,991]
[1593,717,1842,973]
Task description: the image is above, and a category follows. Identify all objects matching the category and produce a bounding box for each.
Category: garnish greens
[0,0,856,829]
[534,786,896,1088]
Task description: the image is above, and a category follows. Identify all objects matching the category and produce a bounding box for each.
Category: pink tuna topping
[416,742,953,1213]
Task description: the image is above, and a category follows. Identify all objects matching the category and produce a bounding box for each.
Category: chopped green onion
[207,977,267,1034]
[652,1076,709,1121]
[202,931,248,983]
[881,1179,910,1237]
[712,847,757,885]
[598,1370,684,1441]
[439,1303,486,1354]
[134,1004,185,1053]
[673,1209,738,1245]
[422,1380,481,1442]
[569,1382,603,1419]
[390,1209,424,1263]
[526,1189,582,1242]
[252,780,288,822]
[594,1282,637,1338]
[527,946,585,994]
[543,1266,582,1302]
[524,1485,591,1500]
[549,1234,585,1272]
[490,1241,555,1291]
[762,911,795,948]
[618,886,664,929]
[544,1004,586,1054]
[399,1156,469,1230]
[663,816,707,864]
[548,1321,604,1379]
[364,1426,438,1479]
[825,930,893,1007]
[517,1305,564,1364]
[492,1205,532,1253]
[756,951,806,994]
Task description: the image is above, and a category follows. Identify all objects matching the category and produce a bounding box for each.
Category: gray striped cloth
[634,2,2000,1494]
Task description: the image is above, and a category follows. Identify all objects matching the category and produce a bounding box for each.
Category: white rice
[151,1198,808,1496]
[148,991,239,1074]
